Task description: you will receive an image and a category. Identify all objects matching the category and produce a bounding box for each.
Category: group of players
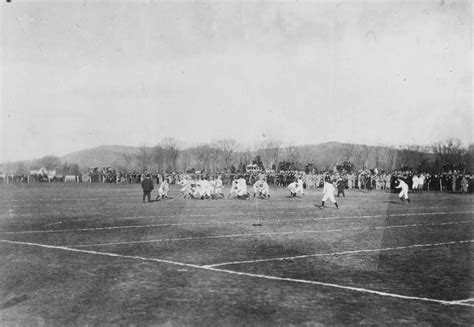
[142,173,412,208]
[176,175,270,200]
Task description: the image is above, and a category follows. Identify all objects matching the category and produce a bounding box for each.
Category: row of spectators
[98,169,474,194]
[1,170,472,194]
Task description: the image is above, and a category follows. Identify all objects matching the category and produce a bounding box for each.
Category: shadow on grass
[0,294,28,310]
[382,200,403,205]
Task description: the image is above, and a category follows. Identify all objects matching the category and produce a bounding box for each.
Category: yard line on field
[69,220,472,247]
[203,239,474,267]
[450,298,474,304]
[0,211,472,235]
[0,193,468,204]
[1,239,472,308]
[450,298,474,305]
[91,207,474,221]
[1,204,471,220]
[3,198,472,212]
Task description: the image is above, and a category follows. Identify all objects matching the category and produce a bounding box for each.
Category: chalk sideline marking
[66,220,473,248]
[0,194,461,203]
[1,239,473,308]
[203,239,474,268]
[0,211,472,236]
[1,204,470,220]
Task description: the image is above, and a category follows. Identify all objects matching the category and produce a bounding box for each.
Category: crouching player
[229,176,249,199]
[320,177,339,209]
[156,179,170,200]
[395,177,411,203]
[237,176,249,199]
[178,176,192,199]
[228,178,239,198]
[288,178,304,197]
[212,175,225,199]
[253,179,270,199]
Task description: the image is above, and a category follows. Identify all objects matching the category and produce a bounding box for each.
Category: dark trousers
[143,190,151,202]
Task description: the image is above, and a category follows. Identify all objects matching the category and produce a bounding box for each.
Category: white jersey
[228,179,239,197]
[178,179,190,193]
[323,181,335,195]
[214,178,223,193]
[396,179,409,199]
[296,179,304,194]
[418,175,425,185]
[237,178,247,196]
[260,180,270,196]
[196,179,211,197]
[253,180,269,195]
[322,181,337,203]
[396,180,409,192]
[412,176,419,189]
[288,182,297,193]
[158,181,170,196]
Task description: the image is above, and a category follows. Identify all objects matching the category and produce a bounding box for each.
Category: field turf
[0,183,472,326]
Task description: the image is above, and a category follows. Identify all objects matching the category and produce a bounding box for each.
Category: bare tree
[215,138,238,171]
[191,144,219,172]
[36,155,61,171]
[236,144,254,171]
[137,147,152,172]
[179,150,191,172]
[285,145,300,163]
[257,140,281,170]
[431,138,466,172]
[14,161,28,175]
[151,145,164,172]
[122,153,133,170]
[351,145,369,171]
[376,145,398,172]
[162,137,180,172]
[466,144,474,173]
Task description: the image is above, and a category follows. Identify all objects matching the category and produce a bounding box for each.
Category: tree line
[1,138,472,175]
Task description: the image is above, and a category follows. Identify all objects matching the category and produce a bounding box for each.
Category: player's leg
[329,192,338,208]
[321,193,329,207]
[399,190,404,202]
[147,191,152,202]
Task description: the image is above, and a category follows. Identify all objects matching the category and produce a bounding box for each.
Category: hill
[60,145,152,169]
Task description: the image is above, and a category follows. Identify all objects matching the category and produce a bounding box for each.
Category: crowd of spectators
[1,168,472,194]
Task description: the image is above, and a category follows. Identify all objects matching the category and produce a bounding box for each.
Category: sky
[1,0,472,161]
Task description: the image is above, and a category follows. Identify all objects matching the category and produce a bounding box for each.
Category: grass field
[0,183,472,326]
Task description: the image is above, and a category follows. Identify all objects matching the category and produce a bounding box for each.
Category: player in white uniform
[418,174,425,193]
[156,179,170,200]
[228,179,240,198]
[395,177,411,203]
[288,178,304,197]
[296,178,305,197]
[253,179,270,199]
[200,178,212,199]
[178,177,192,199]
[287,181,298,197]
[412,175,419,193]
[237,177,249,198]
[320,178,339,208]
[213,175,224,198]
